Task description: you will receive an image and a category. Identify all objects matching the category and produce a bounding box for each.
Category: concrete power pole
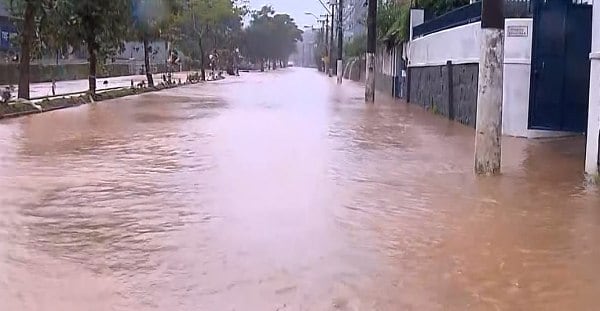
[324,19,329,73]
[365,0,377,102]
[474,0,505,175]
[330,4,335,77]
[337,0,344,84]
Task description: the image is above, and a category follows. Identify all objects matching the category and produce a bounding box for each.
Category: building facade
[0,2,16,54]
[344,0,367,39]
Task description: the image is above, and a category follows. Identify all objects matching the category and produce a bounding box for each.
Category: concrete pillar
[409,9,425,41]
[475,0,505,175]
[337,60,343,84]
[365,0,377,102]
[337,0,344,84]
[586,2,599,176]
[366,53,375,101]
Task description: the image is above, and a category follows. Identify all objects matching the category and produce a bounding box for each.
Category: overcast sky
[247,0,329,29]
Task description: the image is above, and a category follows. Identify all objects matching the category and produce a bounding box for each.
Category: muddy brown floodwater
[0,69,599,311]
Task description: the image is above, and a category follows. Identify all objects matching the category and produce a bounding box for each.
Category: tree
[378,0,471,49]
[17,0,35,99]
[416,0,469,17]
[131,0,171,87]
[53,0,131,95]
[173,0,240,81]
[241,6,273,71]
[377,1,409,49]
[241,6,302,71]
[271,14,303,67]
[4,0,49,99]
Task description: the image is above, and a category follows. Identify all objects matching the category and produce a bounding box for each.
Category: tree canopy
[242,6,303,70]
[4,0,303,95]
[171,0,244,79]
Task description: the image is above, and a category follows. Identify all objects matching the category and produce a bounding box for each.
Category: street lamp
[304,12,320,20]
[305,12,319,18]
[305,12,331,75]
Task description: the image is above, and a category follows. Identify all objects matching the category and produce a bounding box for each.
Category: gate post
[475,0,505,175]
[585,2,600,176]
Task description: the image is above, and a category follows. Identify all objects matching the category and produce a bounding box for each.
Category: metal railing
[412,0,533,39]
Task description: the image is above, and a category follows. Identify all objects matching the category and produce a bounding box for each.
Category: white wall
[586,2,600,174]
[502,19,533,138]
[408,18,569,138]
[409,22,481,67]
[377,46,396,76]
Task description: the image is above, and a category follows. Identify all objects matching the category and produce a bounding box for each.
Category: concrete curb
[0,81,202,120]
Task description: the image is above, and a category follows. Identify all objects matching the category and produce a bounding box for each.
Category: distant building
[114,41,171,73]
[344,0,367,39]
[0,2,17,53]
[0,2,8,16]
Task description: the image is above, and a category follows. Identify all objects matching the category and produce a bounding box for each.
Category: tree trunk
[199,37,206,81]
[143,38,154,87]
[88,42,97,95]
[164,40,169,75]
[260,59,264,72]
[17,2,36,99]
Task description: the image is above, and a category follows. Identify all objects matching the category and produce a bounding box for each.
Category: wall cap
[504,58,531,65]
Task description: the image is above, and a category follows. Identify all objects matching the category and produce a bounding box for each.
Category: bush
[344,34,367,59]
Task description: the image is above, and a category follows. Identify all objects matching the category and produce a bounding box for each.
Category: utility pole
[324,19,329,73]
[365,0,377,102]
[474,0,505,175]
[336,0,344,84]
[329,3,335,77]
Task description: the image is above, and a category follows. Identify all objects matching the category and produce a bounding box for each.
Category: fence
[413,0,533,38]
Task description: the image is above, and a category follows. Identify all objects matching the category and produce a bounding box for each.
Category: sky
[247,0,329,29]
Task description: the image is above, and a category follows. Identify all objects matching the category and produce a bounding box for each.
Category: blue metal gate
[529,0,592,132]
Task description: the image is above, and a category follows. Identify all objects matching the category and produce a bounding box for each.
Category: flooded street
[0,68,599,310]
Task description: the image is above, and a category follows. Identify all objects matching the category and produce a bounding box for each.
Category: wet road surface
[0,68,599,310]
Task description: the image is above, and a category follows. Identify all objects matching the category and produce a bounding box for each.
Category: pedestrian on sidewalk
[51,80,56,96]
[1,86,11,103]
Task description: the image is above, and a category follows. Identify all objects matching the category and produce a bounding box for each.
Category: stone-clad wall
[409,63,478,127]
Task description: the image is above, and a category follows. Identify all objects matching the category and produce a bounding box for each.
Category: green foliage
[131,0,171,41]
[173,0,242,59]
[376,0,470,49]
[241,6,302,66]
[47,0,132,93]
[52,0,131,59]
[3,0,58,56]
[417,0,470,17]
[377,1,410,49]
[344,33,366,59]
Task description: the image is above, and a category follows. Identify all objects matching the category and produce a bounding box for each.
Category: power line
[316,0,332,14]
